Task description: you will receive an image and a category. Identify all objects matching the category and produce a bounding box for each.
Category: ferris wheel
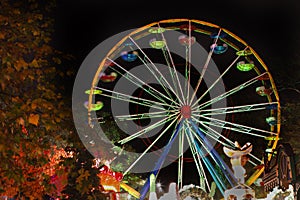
[83,19,280,199]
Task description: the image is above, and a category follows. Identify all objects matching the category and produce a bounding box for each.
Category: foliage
[0,0,74,198]
[281,103,300,161]
[60,146,107,200]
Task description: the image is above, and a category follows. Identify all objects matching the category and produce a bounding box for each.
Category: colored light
[256,86,273,96]
[264,136,281,141]
[179,24,196,31]
[236,61,255,71]
[149,38,166,49]
[148,27,165,34]
[84,101,104,111]
[85,89,102,95]
[256,86,266,96]
[178,35,196,46]
[120,51,138,62]
[211,43,228,54]
[100,72,118,82]
[236,49,252,56]
[266,117,277,126]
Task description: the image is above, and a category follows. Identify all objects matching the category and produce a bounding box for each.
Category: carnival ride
[82,19,284,199]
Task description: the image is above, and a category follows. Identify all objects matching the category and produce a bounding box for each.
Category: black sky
[53,0,300,67]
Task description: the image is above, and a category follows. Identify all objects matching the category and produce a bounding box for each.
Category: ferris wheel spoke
[189,120,237,187]
[115,110,175,121]
[158,23,186,105]
[193,116,264,167]
[190,122,235,179]
[128,37,184,105]
[128,45,179,104]
[188,123,222,169]
[106,64,169,105]
[189,126,218,164]
[108,58,180,106]
[193,72,269,111]
[198,102,279,116]
[197,114,277,137]
[182,20,193,105]
[123,116,181,176]
[184,47,191,105]
[191,116,235,148]
[187,126,227,192]
[177,126,185,189]
[140,58,175,103]
[247,154,263,166]
[189,28,222,105]
[191,47,249,108]
[94,86,176,111]
[119,112,180,145]
[161,50,183,104]
[184,122,211,192]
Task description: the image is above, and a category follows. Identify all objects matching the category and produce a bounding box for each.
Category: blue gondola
[120,51,138,62]
[211,43,228,54]
[266,117,277,126]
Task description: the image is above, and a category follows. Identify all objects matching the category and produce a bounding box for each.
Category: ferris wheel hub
[180,105,191,119]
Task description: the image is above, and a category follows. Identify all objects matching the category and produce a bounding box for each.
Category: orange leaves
[40,44,53,54]
[30,59,39,68]
[0,177,18,198]
[0,32,5,39]
[34,13,43,21]
[12,58,41,72]
[75,168,92,194]
[11,96,22,103]
[29,98,54,112]
[0,0,75,198]
[27,17,34,24]
[0,14,9,24]
[76,168,91,184]
[0,82,5,91]
[28,113,39,126]
[17,117,25,126]
[31,102,38,110]
[19,97,65,130]
[14,59,28,71]
[32,30,40,36]
[0,141,49,198]
[12,9,21,15]
[52,57,61,64]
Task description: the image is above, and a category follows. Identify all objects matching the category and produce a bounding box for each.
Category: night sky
[52,0,300,193]
[53,0,300,66]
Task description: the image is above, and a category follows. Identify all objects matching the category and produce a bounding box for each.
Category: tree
[59,146,106,200]
[0,0,74,198]
[280,102,300,174]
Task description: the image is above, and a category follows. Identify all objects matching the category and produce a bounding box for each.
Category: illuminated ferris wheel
[84,19,280,199]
